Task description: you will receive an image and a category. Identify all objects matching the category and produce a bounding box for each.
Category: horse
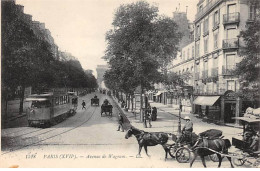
[190,137,234,168]
[125,127,170,158]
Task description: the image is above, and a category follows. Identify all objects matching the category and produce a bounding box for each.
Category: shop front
[193,90,242,125]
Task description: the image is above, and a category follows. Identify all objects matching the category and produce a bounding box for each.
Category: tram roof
[29,93,53,97]
[25,98,48,101]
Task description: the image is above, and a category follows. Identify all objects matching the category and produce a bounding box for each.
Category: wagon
[231,116,260,167]
[91,98,99,106]
[101,104,113,116]
[167,131,223,163]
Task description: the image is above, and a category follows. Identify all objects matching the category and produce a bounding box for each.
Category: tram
[26,92,78,127]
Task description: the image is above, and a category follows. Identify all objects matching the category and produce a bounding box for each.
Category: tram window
[55,98,59,105]
[60,96,63,105]
[31,100,51,108]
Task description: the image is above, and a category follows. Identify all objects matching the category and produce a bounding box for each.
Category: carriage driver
[103,99,109,105]
[94,95,97,99]
[182,116,193,142]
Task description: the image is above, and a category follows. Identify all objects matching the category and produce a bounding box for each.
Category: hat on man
[184,116,191,120]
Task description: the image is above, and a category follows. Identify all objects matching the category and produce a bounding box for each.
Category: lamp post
[174,87,183,138]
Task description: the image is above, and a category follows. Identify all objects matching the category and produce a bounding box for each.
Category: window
[213,10,220,27]
[227,80,236,91]
[213,83,218,93]
[228,4,236,14]
[192,46,195,58]
[196,64,200,73]
[227,28,237,39]
[191,66,193,71]
[183,51,186,60]
[196,42,200,57]
[203,18,209,34]
[204,37,208,54]
[214,32,218,49]
[249,4,256,20]
[187,48,190,59]
[196,24,201,38]
[204,61,208,71]
[226,54,235,69]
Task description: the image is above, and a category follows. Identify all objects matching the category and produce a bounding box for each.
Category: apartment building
[192,0,256,125]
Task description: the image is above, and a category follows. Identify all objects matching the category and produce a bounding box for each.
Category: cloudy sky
[16,0,198,76]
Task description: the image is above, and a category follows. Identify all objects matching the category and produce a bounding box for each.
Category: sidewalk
[111,97,243,141]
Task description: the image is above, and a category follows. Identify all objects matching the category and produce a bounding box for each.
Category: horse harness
[200,136,225,153]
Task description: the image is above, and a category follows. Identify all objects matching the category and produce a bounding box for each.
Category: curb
[110,96,132,130]
[5,113,27,122]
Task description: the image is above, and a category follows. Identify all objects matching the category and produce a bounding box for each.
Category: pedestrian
[82,100,86,110]
[117,113,124,132]
[182,116,193,143]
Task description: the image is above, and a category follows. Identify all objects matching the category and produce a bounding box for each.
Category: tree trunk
[131,95,134,111]
[140,84,143,122]
[19,86,25,115]
[127,94,130,109]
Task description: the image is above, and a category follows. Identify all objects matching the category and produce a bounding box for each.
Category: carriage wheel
[232,150,245,166]
[168,145,177,158]
[175,147,191,163]
[209,154,219,162]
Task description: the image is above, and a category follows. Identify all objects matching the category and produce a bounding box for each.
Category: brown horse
[125,127,170,158]
[190,137,234,168]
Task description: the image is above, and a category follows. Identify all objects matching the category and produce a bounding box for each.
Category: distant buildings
[96,65,109,88]
[4,0,59,60]
[59,51,76,61]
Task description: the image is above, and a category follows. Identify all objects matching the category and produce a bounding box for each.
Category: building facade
[168,41,195,112]
[192,0,256,125]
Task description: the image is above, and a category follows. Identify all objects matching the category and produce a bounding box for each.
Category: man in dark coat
[117,113,124,132]
[82,100,86,110]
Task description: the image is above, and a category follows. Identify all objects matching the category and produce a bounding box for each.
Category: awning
[155,91,162,96]
[232,117,260,123]
[193,96,220,106]
[155,90,167,96]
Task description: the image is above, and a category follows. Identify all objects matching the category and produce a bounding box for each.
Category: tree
[104,1,182,117]
[235,0,260,103]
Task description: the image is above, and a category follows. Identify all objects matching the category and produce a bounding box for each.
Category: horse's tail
[224,139,231,149]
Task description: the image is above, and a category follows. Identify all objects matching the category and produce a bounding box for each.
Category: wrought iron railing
[195,0,223,21]
[222,65,236,75]
[223,12,240,24]
[223,38,239,49]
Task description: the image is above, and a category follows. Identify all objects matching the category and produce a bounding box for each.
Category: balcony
[211,67,218,77]
[223,12,240,25]
[195,72,200,80]
[222,38,239,50]
[195,0,223,22]
[222,65,236,75]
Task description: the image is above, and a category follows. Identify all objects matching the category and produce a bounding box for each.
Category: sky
[16,0,198,77]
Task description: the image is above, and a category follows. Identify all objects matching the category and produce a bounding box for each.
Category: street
[1,92,242,168]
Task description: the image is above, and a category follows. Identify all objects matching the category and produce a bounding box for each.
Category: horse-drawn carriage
[101,99,113,116]
[91,96,99,106]
[231,116,260,167]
